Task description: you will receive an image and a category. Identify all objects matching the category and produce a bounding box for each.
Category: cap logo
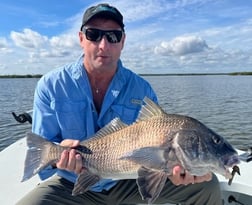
[94,5,117,14]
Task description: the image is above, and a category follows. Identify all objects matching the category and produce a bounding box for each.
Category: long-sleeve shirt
[32,54,158,192]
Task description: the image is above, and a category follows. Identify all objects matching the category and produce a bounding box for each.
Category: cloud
[39,49,72,58]
[0,37,8,48]
[0,28,82,75]
[10,28,48,49]
[50,34,79,49]
[154,36,209,56]
[115,0,170,22]
[9,28,80,59]
[1,0,252,75]
[0,37,12,54]
[123,32,252,74]
[36,34,81,58]
[111,0,213,23]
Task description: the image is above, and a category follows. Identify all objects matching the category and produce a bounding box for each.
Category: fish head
[171,119,240,178]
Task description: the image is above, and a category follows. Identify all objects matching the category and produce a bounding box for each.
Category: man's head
[79,4,126,74]
[81,3,124,32]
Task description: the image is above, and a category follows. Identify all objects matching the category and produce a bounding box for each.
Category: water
[0,78,38,151]
[0,75,251,152]
[144,75,252,149]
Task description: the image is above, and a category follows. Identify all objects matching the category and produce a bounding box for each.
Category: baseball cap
[81,3,124,31]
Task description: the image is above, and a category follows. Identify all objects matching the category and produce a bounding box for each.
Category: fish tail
[21,132,62,182]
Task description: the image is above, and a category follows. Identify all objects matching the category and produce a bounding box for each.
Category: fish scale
[21,97,239,204]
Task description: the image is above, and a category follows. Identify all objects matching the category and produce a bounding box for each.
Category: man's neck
[85,67,116,114]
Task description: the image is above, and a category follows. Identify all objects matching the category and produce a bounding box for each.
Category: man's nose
[99,35,110,49]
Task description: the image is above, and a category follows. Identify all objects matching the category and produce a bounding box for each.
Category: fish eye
[212,135,221,144]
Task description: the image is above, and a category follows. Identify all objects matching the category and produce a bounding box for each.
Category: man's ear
[79,32,85,48]
[121,33,126,50]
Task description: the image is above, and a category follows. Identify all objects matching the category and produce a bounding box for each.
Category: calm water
[0,76,251,151]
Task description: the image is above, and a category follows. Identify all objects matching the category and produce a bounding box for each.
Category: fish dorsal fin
[137,97,165,122]
[93,118,128,139]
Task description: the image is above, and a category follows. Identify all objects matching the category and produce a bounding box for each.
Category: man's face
[79,18,125,74]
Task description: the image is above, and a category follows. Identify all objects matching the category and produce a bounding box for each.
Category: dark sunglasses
[82,27,123,43]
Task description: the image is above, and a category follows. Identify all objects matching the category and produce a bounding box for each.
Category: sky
[0,0,252,75]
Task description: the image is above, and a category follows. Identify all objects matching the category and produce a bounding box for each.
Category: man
[17,3,222,205]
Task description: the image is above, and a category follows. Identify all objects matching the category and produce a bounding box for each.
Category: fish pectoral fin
[119,147,167,170]
[73,145,93,154]
[137,166,167,204]
[72,170,100,196]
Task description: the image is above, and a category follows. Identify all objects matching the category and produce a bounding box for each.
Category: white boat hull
[0,137,251,205]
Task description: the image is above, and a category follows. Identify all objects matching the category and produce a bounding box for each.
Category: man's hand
[55,139,83,174]
[168,165,212,186]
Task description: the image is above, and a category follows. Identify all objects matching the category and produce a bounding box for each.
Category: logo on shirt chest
[111,90,120,98]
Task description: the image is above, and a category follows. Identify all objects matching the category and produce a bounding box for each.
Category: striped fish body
[22,97,239,204]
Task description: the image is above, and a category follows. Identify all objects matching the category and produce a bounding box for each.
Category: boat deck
[0,137,251,205]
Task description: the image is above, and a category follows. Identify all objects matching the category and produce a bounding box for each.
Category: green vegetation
[140,72,252,76]
[0,72,251,78]
[0,74,42,78]
[229,72,252,76]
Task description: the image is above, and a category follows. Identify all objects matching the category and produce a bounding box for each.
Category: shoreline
[0,72,252,78]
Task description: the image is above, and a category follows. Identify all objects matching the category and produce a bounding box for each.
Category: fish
[21,97,240,204]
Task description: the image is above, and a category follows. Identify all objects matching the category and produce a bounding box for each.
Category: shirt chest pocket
[110,105,138,124]
[51,100,88,137]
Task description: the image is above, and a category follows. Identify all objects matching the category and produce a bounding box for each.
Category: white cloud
[0,37,12,54]
[39,49,72,58]
[123,32,252,74]
[10,28,48,49]
[0,28,82,75]
[110,0,213,23]
[50,34,79,49]
[1,0,252,75]
[154,36,209,56]
[0,37,8,48]
[116,0,170,22]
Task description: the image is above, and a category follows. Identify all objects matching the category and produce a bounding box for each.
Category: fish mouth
[223,155,240,179]
[224,166,234,179]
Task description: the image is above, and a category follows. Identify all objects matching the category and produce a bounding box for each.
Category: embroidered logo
[131,99,142,105]
[111,89,120,98]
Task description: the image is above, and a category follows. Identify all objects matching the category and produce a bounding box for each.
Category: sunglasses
[82,27,123,43]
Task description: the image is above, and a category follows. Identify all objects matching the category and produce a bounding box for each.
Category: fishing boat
[0,112,251,205]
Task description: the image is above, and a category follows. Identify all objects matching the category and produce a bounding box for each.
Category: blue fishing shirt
[32,54,158,192]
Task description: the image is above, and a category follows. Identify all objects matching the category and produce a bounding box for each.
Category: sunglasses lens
[83,28,122,43]
[85,28,102,42]
[105,31,122,43]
